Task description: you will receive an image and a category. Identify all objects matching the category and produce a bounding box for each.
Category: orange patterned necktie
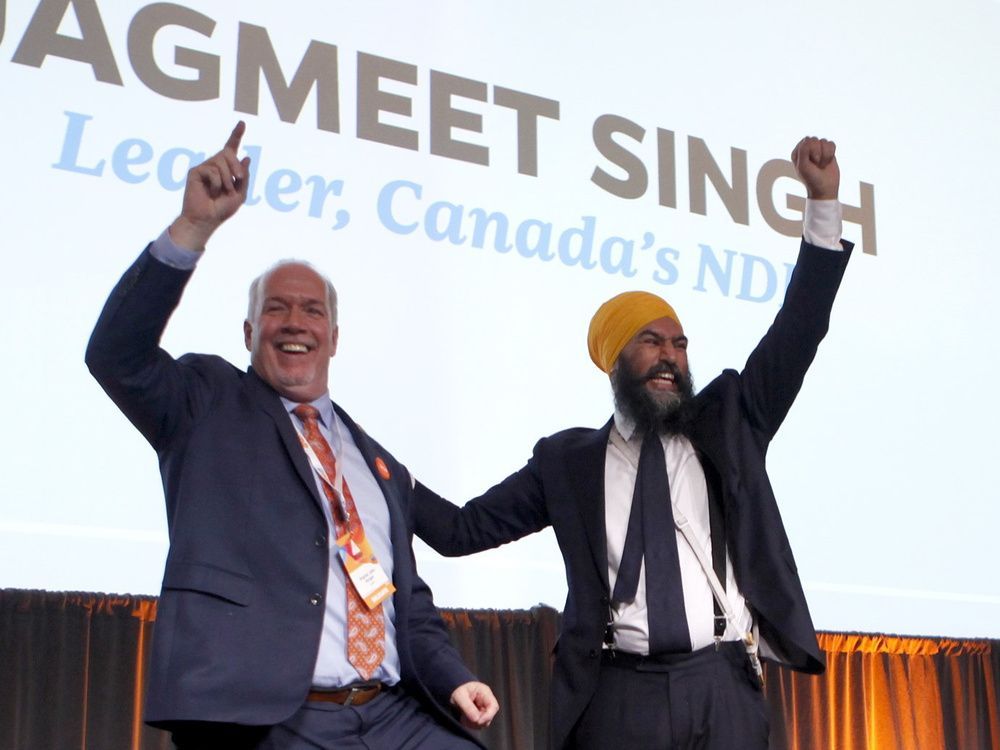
[293,404,385,680]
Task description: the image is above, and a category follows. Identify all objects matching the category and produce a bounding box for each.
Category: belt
[306,682,386,706]
[602,641,745,671]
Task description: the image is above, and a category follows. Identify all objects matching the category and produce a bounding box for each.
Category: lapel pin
[375,457,391,480]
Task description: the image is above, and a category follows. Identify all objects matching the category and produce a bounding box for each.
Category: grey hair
[247,259,338,327]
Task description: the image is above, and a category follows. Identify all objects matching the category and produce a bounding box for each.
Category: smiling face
[618,315,690,395]
[243,263,338,402]
[612,315,695,433]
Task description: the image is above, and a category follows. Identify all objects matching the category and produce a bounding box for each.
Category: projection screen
[1,0,998,639]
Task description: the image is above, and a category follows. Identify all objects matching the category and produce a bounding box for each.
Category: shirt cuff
[803,199,843,251]
[149,227,202,270]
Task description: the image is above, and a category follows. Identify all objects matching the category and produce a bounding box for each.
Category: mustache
[642,361,681,381]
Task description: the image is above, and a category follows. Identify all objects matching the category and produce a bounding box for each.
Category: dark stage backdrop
[1,589,998,750]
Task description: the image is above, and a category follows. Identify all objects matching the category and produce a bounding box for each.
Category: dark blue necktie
[611,431,692,654]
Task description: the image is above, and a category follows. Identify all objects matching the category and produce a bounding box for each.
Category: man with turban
[413,136,851,749]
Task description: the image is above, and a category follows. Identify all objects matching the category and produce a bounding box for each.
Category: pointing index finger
[224,120,246,155]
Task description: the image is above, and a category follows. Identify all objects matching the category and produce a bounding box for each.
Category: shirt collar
[613,408,637,442]
[613,409,695,457]
[281,392,335,429]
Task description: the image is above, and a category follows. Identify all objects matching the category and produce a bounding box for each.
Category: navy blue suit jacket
[414,240,852,749]
[86,249,478,740]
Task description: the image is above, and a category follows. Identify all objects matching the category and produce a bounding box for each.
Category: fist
[791,136,840,201]
[450,680,500,730]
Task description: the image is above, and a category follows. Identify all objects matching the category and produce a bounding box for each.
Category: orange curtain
[766,632,1000,750]
[3,590,999,750]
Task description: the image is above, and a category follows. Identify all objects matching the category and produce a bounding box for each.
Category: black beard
[611,358,696,436]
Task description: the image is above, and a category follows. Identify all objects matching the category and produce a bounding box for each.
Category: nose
[281,306,307,331]
[659,341,677,363]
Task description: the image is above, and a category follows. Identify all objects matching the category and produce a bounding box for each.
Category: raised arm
[86,124,252,447]
[735,136,852,444]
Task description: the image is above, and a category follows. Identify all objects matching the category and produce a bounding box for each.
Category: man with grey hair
[247,259,339,333]
[87,122,498,750]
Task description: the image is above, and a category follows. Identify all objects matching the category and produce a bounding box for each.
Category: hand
[791,136,840,201]
[450,680,500,730]
[168,121,252,250]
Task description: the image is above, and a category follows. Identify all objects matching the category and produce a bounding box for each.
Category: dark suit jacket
[414,239,853,749]
[86,248,478,741]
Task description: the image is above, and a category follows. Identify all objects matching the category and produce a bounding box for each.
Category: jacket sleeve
[412,442,552,556]
[738,239,853,447]
[85,247,220,451]
[403,557,478,698]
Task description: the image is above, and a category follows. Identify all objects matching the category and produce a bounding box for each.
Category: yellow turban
[587,291,681,373]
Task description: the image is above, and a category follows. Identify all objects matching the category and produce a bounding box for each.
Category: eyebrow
[264,295,326,308]
[637,329,688,346]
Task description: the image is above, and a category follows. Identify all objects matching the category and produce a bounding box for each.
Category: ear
[330,325,339,357]
[243,319,253,352]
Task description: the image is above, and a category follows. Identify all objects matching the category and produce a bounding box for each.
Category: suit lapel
[245,368,327,512]
[566,419,614,593]
[331,403,410,583]
[331,403,392,508]
[333,403,414,644]
[689,411,744,587]
[690,427,739,535]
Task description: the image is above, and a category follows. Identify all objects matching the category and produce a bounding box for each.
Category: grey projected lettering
[235,22,339,132]
[430,70,489,165]
[590,114,648,200]
[688,136,750,226]
[493,87,560,177]
[356,52,419,150]
[3,0,878,253]
[127,3,217,101]
[12,0,123,84]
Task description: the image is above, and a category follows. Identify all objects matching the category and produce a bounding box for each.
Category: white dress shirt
[605,414,753,652]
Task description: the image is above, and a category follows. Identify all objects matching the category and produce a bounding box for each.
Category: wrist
[807,188,838,200]
[168,215,214,252]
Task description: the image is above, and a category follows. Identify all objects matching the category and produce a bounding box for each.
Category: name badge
[336,529,396,609]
